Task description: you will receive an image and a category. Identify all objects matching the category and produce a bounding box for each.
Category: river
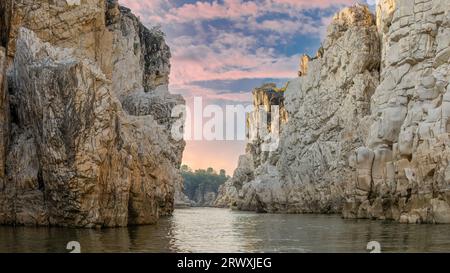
[0,207,449,253]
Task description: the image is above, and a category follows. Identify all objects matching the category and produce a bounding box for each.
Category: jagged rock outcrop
[217,1,450,224]
[0,1,11,204]
[0,0,185,227]
[343,0,450,223]
[216,4,380,213]
[215,83,288,211]
[215,155,254,209]
[0,47,7,193]
[298,55,310,77]
[273,4,380,214]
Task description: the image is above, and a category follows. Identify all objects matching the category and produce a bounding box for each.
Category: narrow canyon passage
[0,0,449,257]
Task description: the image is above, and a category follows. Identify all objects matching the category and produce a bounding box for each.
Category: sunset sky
[120,0,377,174]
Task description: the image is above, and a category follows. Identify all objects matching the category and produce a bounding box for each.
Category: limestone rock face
[0,47,7,191]
[215,155,254,208]
[5,0,109,70]
[106,1,173,104]
[0,1,185,227]
[270,4,379,214]
[216,4,381,213]
[343,0,450,223]
[217,1,450,224]
[298,55,310,77]
[215,83,288,211]
[0,0,12,48]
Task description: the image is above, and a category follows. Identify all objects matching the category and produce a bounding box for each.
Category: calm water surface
[1,208,449,253]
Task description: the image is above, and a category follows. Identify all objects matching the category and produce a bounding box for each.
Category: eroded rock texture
[217,1,450,223]
[216,5,380,213]
[0,47,7,195]
[215,155,255,209]
[343,0,450,223]
[215,83,288,211]
[275,4,380,214]
[0,0,185,227]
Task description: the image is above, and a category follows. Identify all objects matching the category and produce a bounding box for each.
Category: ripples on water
[1,208,449,253]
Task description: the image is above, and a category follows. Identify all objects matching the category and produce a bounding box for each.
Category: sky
[119,0,377,174]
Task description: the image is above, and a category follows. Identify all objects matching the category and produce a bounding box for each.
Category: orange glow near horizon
[182,140,246,175]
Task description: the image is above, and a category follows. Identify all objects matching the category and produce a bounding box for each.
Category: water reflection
[0,208,449,253]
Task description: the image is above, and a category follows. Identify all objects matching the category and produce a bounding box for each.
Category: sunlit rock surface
[215,155,254,209]
[343,0,450,223]
[218,0,450,223]
[0,0,185,227]
[215,83,288,211]
[217,1,450,223]
[273,4,380,214]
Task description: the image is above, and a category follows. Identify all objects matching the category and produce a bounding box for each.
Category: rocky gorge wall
[216,1,450,224]
[215,83,288,211]
[344,0,450,223]
[0,0,185,227]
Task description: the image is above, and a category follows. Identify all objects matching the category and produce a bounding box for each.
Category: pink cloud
[118,0,168,22]
[164,0,259,23]
[118,0,356,85]
[120,0,358,24]
[168,32,299,85]
[171,84,253,104]
[271,0,355,9]
[170,53,298,85]
[117,0,361,173]
[251,18,319,34]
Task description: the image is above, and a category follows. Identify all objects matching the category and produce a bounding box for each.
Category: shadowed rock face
[0,1,12,48]
[0,0,185,227]
[0,47,7,194]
